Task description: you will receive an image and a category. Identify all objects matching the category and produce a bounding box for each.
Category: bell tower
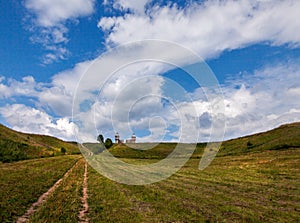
[115,132,120,144]
[131,133,136,143]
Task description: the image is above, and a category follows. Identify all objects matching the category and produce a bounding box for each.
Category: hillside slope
[0,124,80,162]
[105,122,300,159]
[218,122,300,156]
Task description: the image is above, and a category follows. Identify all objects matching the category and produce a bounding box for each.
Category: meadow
[0,123,299,222]
[0,124,80,163]
[86,149,300,222]
[0,155,81,222]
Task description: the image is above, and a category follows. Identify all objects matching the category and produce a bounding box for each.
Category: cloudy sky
[0,0,300,143]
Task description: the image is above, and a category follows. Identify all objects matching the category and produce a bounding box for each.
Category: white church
[115,132,136,144]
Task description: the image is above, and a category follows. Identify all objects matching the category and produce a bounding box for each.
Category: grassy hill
[103,122,300,159]
[218,122,300,156]
[1,121,299,163]
[0,124,80,162]
[1,122,299,222]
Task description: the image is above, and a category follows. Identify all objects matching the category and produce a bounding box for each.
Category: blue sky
[0,0,300,142]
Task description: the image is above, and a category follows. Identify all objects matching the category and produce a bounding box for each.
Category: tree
[97,134,104,143]
[247,141,253,149]
[104,138,113,149]
[61,147,66,154]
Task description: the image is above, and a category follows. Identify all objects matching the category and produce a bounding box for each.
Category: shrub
[247,141,253,149]
[61,147,66,154]
[104,138,113,149]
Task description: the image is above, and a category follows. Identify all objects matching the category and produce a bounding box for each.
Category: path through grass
[87,149,300,222]
[29,159,86,222]
[1,148,299,222]
[0,155,81,222]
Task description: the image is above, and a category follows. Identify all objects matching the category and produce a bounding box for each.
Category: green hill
[218,122,300,156]
[2,122,299,163]
[103,122,300,159]
[0,124,80,162]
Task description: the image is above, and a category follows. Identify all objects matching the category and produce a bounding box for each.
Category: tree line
[97,134,113,149]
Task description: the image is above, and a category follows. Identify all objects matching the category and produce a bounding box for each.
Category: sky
[0,0,300,143]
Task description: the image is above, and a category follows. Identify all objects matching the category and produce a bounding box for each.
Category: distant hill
[218,122,300,156]
[0,124,80,162]
[105,122,300,159]
[2,122,299,163]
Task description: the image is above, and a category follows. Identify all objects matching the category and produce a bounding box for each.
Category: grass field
[0,155,81,222]
[29,158,85,222]
[0,124,80,162]
[1,150,298,222]
[1,123,300,222]
[107,122,300,160]
[86,149,300,222]
[1,149,300,222]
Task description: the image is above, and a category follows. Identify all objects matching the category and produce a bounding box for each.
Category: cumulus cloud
[207,62,300,140]
[25,0,95,27]
[0,74,75,117]
[24,0,95,63]
[0,76,43,100]
[66,40,224,143]
[0,104,78,140]
[0,77,11,99]
[1,58,299,142]
[112,0,150,14]
[93,0,300,142]
[2,0,299,142]
[99,0,300,59]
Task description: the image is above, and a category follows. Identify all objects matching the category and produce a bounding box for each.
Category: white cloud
[95,0,300,142]
[48,48,300,142]
[2,0,300,142]
[38,86,73,116]
[9,76,39,95]
[0,76,43,100]
[148,60,300,142]
[67,40,221,143]
[0,77,11,99]
[0,74,75,117]
[24,0,95,63]
[99,0,300,59]
[0,104,78,140]
[25,0,95,27]
[224,85,256,118]
[113,0,150,14]
[216,62,300,139]
[1,58,299,142]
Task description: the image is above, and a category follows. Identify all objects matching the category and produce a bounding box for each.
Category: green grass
[83,142,106,155]
[1,122,300,222]
[96,122,300,160]
[217,122,300,156]
[86,149,300,222]
[87,168,145,222]
[29,158,85,223]
[109,142,178,159]
[0,124,80,162]
[0,155,81,222]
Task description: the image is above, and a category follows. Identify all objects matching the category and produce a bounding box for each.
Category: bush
[0,139,28,162]
[61,147,66,154]
[104,138,113,149]
[247,141,253,149]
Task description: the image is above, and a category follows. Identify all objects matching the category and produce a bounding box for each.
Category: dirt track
[78,161,89,223]
[16,160,81,223]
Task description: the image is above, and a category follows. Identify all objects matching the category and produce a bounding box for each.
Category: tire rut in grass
[16,159,81,223]
[78,161,89,223]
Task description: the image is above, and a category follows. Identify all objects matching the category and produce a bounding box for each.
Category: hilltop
[106,122,300,159]
[0,124,80,162]
[218,122,300,156]
[1,122,300,222]
[1,122,300,163]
